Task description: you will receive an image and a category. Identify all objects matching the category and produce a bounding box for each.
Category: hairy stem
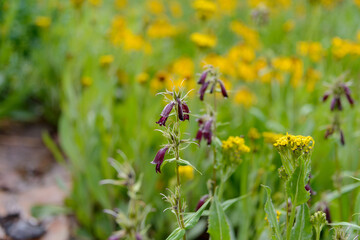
[212,89,217,191]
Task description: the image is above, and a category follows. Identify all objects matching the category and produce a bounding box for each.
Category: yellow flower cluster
[332,37,360,58]
[234,87,257,109]
[230,21,259,48]
[192,0,217,20]
[147,18,178,38]
[297,41,323,62]
[190,33,217,48]
[222,136,250,158]
[99,55,114,67]
[262,132,284,144]
[109,16,151,53]
[274,133,314,153]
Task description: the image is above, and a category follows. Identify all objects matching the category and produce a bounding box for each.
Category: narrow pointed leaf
[184,198,211,229]
[290,204,312,240]
[166,228,186,240]
[262,185,282,240]
[208,196,231,240]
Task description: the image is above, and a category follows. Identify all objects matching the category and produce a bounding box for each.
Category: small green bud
[311,211,328,226]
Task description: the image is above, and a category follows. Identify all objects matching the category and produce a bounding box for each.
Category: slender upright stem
[174,103,186,240]
[333,112,343,220]
[286,204,296,240]
[212,89,217,190]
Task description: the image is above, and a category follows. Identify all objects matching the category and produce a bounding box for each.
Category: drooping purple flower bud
[322,91,330,102]
[323,204,332,223]
[202,119,213,145]
[218,80,228,98]
[199,81,210,101]
[197,70,208,85]
[336,97,342,111]
[156,102,175,126]
[151,146,169,173]
[340,129,345,145]
[195,194,209,211]
[181,103,190,120]
[176,98,184,121]
[330,97,337,111]
[195,129,203,143]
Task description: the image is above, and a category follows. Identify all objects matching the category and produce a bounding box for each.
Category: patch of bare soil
[0,121,71,240]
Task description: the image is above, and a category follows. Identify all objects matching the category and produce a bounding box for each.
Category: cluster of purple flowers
[197,69,228,101]
[156,98,190,126]
[322,83,354,111]
[323,82,354,145]
[195,117,213,145]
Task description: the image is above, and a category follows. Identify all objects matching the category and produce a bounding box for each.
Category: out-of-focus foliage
[1,0,360,239]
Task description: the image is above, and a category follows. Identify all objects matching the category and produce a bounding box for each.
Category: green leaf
[177,159,202,175]
[42,130,66,165]
[208,196,231,240]
[290,204,312,240]
[184,198,211,230]
[286,165,310,207]
[222,194,249,211]
[329,222,360,231]
[166,228,186,240]
[262,185,282,240]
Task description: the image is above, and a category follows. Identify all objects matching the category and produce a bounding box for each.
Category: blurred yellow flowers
[35,16,51,28]
[190,33,217,48]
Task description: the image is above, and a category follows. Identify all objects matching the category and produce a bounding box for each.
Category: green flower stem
[174,103,186,240]
[212,90,217,191]
[286,204,296,240]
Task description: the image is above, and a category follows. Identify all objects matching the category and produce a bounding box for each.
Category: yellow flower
[237,62,257,82]
[297,41,323,62]
[290,58,303,88]
[35,16,51,28]
[234,87,257,108]
[150,71,170,92]
[192,0,217,20]
[190,33,217,48]
[227,44,256,63]
[274,133,314,153]
[272,57,292,72]
[170,1,183,18]
[230,21,259,48]
[355,0,360,7]
[222,136,250,165]
[147,0,164,15]
[115,0,127,9]
[178,166,194,180]
[202,54,236,77]
[82,76,93,87]
[99,55,114,67]
[217,0,237,15]
[248,128,261,140]
[172,57,194,79]
[88,0,101,6]
[147,18,177,38]
[305,68,321,92]
[136,72,149,84]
